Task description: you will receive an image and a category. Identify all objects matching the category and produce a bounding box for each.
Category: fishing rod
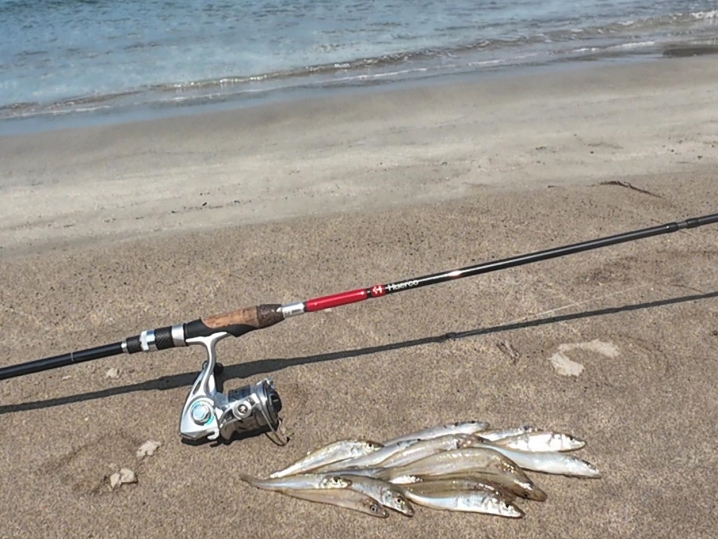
[2,212,717,444]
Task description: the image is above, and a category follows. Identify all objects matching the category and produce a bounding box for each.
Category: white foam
[607,41,656,50]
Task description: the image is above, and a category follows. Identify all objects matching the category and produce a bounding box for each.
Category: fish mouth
[394,506,415,517]
[386,498,415,517]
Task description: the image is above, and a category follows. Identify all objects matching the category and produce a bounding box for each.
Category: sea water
[0,0,716,132]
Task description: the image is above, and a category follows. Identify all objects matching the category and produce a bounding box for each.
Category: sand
[2,55,718,256]
[1,55,717,538]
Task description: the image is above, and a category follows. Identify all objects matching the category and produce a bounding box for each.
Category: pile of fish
[239,421,601,519]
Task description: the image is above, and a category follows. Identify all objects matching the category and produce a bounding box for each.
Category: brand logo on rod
[371,285,385,297]
[386,280,419,292]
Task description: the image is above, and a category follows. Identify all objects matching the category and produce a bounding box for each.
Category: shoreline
[2,35,717,138]
[2,43,716,139]
[0,52,647,138]
[1,54,717,259]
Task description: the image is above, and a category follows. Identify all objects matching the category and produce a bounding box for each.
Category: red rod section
[304,288,369,311]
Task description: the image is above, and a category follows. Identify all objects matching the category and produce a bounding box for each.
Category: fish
[477,426,538,441]
[268,439,383,478]
[491,431,586,452]
[403,476,517,502]
[469,442,601,478]
[382,421,490,445]
[316,439,420,472]
[338,474,415,517]
[399,487,524,518]
[379,433,487,468]
[378,448,528,483]
[281,487,389,518]
[377,448,546,501]
[238,472,353,492]
[409,471,546,502]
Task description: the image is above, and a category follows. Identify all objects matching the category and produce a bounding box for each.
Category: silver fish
[281,487,389,518]
[413,471,545,502]
[316,439,420,472]
[400,488,524,518]
[379,448,546,502]
[478,426,538,441]
[382,421,490,445]
[471,442,601,478]
[410,471,546,502]
[268,439,383,478]
[491,431,586,452]
[404,477,517,502]
[239,472,352,492]
[338,474,415,517]
[379,433,485,468]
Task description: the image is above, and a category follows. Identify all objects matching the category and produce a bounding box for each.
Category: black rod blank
[0,343,124,381]
[382,213,718,294]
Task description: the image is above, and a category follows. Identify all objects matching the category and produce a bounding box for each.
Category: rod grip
[184,304,284,339]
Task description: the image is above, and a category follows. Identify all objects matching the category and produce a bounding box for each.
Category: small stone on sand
[110,468,137,489]
[105,368,120,379]
[137,440,162,459]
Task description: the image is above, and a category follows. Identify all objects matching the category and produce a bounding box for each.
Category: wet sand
[1,55,718,538]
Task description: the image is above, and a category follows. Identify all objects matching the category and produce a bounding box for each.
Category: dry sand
[1,55,718,538]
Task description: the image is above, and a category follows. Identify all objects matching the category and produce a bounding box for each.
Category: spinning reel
[180,332,285,444]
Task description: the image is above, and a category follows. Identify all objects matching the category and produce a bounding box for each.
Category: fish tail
[238,472,260,486]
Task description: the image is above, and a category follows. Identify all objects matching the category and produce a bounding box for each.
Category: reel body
[179,332,285,444]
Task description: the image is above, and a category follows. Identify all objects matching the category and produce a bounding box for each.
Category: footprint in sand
[548,339,619,377]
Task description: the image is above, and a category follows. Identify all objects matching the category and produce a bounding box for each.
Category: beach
[1,54,718,538]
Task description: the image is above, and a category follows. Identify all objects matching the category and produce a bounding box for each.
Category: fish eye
[370,504,379,513]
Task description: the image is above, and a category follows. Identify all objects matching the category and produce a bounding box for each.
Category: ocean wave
[1,7,715,123]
